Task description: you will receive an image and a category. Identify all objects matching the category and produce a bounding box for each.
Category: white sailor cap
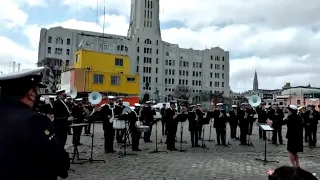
[108,95,116,100]
[232,105,237,108]
[40,97,45,102]
[134,103,141,107]
[0,67,46,88]
[288,105,298,110]
[146,101,152,104]
[75,98,83,102]
[216,103,223,106]
[190,105,196,108]
[49,95,56,99]
[56,89,66,94]
[197,104,202,106]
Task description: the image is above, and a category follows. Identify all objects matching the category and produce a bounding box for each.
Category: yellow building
[62,50,139,95]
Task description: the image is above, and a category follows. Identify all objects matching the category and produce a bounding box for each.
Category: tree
[210,92,224,107]
[173,85,193,100]
[199,90,211,102]
[37,58,64,93]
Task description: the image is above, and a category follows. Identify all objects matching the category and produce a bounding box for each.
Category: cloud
[4,0,320,92]
[0,1,28,28]
[0,36,38,72]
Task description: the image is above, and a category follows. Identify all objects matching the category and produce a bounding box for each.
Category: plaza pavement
[63,122,320,180]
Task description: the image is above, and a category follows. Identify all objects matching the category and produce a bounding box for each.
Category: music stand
[119,120,137,158]
[255,124,279,165]
[150,119,168,154]
[88,121,105,163]
[70,123,90,165]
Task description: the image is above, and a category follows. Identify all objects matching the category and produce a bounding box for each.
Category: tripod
[255,129,279,165]
[178,122,187,152]
[150,120,167,154]
[88,122,105,163]
[119,121,137,158]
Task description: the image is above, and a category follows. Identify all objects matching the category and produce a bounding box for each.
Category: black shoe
[171,148,177,151]
[215,144,220,146]
[133,149,142,151]
[106,150,116,153]
[195,144,200,147]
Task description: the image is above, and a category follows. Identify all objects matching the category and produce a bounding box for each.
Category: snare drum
[113,119,126,129]
[137,125,150,132]
[135,121,142,127]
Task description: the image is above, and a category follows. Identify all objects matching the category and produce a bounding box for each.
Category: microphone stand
[150,119,167,154]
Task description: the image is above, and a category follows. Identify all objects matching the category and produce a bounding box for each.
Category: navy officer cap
[0,67,46,97]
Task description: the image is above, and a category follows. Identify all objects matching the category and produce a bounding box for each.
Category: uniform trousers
[307,126,317,146]
[144,125,153,142]
[190,131,198,147]
[230,124,237,138]
[162,119,167,135]
[54,120,69,149]
[167,124,177,150]
[116,129,125,143]
[215,128,226,145]
[272,126,283,144]
[131,130,141,150]
[198,124,203,139]
[104,127,115,152]
[240,123,249,144]
[72,126,82,145]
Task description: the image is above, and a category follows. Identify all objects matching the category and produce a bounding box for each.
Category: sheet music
[260,125,273,131]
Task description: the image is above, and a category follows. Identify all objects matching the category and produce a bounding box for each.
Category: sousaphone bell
[68,87,78,99]
[248,95,261,107]
[88,91,102,105]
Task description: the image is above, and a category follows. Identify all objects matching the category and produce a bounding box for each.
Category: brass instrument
[108,104,116,123]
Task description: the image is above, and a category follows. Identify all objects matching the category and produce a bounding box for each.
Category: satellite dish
[88,92,102,105]
[69,87,77,99]
[248,95,261,107]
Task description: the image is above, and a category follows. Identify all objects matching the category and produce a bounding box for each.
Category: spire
[253,70,258,91]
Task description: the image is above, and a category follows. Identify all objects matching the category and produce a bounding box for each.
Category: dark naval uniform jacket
[0,98,70,180]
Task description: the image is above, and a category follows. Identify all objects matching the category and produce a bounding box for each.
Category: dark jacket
[256,106,268,123]
[268,108,284,128]
[0,99,70,180]
[213,110,227,129]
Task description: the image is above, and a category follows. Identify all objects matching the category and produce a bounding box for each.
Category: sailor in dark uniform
[100,96,117,153]
[140,101,156,142]
[160,103,167,136]
[115,98,125,143]
[228,105,239,139]
[166,101,178,150]
[0,67,70,180]
[71,98,85,145]
[188,105,200,147]
[129,103,142,151]
[196,104,205,139]
[213,103,227,146]
[53,89,71,148]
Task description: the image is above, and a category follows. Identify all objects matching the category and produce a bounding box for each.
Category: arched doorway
[142,93,150,103]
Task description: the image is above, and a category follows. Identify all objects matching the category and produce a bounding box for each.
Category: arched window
[144,39,152,44]
[55,37,63,44]
[166,51,169,56]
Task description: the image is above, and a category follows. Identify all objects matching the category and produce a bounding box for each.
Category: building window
[67,38,71,45]
[47,47,51,54]
[66,49,70,55]
[93,74,104,84]
[55,37,63,44]
[136,66,139,73]
[48,36,52,43]
[55,48,62,55]
[127,77,136,82]
[111,76,120,85]
[66,60,69,66]
[137,47,139,52]
[297,100,301,105]
[75,54,80,63]
[115,58,124,66]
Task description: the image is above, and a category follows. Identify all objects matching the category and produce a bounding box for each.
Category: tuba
[248,95,261,108]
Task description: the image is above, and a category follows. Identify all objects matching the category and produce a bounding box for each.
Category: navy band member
[213,103,227,146]
[160,103,167,136]
[268,102,284,145]
[100,95,117,153]
[53,89,71,148]
[188,105,200,147]
[71,98,85,145]
[141,101,156,142]
[166,101,178,150]
[115,98,125,143]
[0,67,70,180]
[196,104,205,139]
[129,103,142,151]
[229,105,239,139]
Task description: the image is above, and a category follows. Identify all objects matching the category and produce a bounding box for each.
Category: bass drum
[113,119,126,129]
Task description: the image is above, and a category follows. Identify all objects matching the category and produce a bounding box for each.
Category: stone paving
[63,122,320,180]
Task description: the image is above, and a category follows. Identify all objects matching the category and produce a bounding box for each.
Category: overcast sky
[1,0,320,92]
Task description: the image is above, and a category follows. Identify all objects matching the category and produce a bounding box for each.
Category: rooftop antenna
[102,0,106,53]
[12,61,16,72]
